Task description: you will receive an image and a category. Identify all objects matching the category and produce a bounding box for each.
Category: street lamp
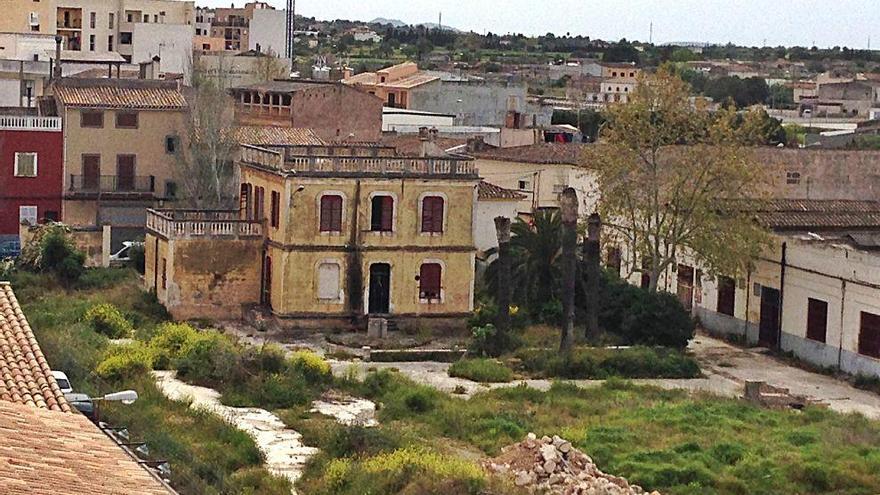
[97,390,139,405]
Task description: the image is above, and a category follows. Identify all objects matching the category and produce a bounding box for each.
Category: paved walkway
[332,334,880,420]
[692,334,880,419]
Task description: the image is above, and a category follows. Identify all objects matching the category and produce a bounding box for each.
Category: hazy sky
[201,0,878,49]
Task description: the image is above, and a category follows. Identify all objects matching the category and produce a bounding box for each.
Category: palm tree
[486,210,563,316]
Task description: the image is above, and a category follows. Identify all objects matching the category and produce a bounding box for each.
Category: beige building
[145,143,480,331]
[613,199,880,379]
[44,78,187,239]
[471,143,597,217]
[0,0,58,35]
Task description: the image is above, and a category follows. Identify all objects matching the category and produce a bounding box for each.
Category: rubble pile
[484,433,661,495]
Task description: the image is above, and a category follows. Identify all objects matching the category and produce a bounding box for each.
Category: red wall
[0,129,64,235]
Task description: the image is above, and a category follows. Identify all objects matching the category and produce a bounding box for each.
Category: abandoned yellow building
[145,142,480,330]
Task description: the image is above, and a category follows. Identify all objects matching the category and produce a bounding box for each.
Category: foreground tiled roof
[0,399,172,495]
[730,199,880,231]
[0,283,69,412]
[234,126,326,146]
[54,79,187,110]
[472,143,588,165]
[478,181,527,201]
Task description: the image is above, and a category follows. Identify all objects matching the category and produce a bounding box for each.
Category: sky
[200,0,879,49]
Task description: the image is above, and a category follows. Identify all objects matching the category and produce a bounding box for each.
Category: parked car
[65,393,95,420]
[109,241,144,263]
[52,370,73,394]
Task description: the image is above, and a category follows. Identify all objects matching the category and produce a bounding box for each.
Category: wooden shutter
[320,195,342,232]
[380,196,393,231]
[859,312,880,358]
[806,298,828,343]
[270,191,280,228]
[419,263,441,300]
[82,155,100,189]
[255,187,264,221]
[422,196,444,233]
[116,155,135,191]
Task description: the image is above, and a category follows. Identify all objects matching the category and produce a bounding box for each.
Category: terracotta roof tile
[0,399,173,494]
[478,181,527,201]
[728,199,880,230]
[0,283,69,413]
[234,126,326,146]
[472,143,587,165]
[53,79,186,110]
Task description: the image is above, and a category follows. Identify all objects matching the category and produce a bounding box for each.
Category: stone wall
[756,148,880,201]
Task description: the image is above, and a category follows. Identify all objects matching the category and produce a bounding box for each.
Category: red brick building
[0,116,63,254]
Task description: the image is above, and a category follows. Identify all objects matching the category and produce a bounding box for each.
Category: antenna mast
[286,0,295,72]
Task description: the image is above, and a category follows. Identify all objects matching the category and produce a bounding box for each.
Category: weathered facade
[229,80,383,143]
[146,144,480,331]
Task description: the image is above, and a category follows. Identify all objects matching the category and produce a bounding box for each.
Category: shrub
[468,323,522,358]
[449,358,514,383]
[34,227,86,285]
[223,467,291,495]
[325,425,402,458]
[403,389,436,413]
[514,347,700,379]
[149,322,200,369]
[174,332,240,386]
[128,244,146,274]
[84,303,133,338]
[96,342,153,380]
[289,350,331,383]
[620,291,695,348]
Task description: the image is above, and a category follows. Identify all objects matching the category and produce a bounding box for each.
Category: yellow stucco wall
[242,165,477,318]
[0,0,57,35]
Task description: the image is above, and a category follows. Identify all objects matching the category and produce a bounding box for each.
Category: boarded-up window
[317,262,341,301]
[419,263,441,300]
[806,298,828,343]
[421,196,444,233]
[116,111,138,128]
[370,195,393,232]
[81,110,103,128]
[858,312,880,358]
[270,191,280,228]
[320,195,343,232]
[717,276,736,316]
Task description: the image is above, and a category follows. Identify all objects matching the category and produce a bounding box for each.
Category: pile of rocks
[484,433,660,495]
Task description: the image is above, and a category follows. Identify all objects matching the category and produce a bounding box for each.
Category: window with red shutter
[421,196,444,233]
[859,312,880,358]
[370,195,394,232]
[320,195,343,232]
[270,191,280,228]
[419,263,442,300]
[806,298,828,343]
[254,187,265,221]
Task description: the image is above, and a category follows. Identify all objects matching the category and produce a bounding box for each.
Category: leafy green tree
[587,69,771,291]
[768,83,794,109]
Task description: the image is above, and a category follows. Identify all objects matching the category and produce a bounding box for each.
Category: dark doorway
[262,255,272,308]
[116,155,135,191]
[759,286,781,348]
[368,263,391,314]
[676,264,695,311]
[83,155,100,190]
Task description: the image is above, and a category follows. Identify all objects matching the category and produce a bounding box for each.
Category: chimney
[52,35,62,80]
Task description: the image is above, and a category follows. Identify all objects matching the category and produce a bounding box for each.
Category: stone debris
[484,433,661,495]
[310,391,378,427]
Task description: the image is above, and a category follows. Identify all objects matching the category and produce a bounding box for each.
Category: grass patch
[514,346,701,379]
[9,269,290,494]
[449,358,514,383]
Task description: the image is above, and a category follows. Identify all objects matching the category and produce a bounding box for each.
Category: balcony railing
[69,175,155,193]
[239,145,478,178]
[0,116,61,131]
[146,209,263,239]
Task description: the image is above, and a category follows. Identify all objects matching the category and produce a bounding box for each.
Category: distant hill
[369,17,461,32]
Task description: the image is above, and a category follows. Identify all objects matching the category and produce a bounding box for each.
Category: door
[116,155,135,191]
[261,255,272,308]
[676,264,695,311]
[82,155,100,190]
[368,263,391,314]
[759,286,781,348]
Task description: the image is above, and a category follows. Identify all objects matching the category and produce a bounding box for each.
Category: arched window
[421,196,444,233]
[419,263,442,301]
[319,194,343,232]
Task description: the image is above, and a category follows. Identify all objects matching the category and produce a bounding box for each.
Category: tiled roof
[345,71,440,89]
[53,79,187,110]
[230,80,342,94]
[0,399,173,495]
[472,143,587,165]
[0,283,69,413]
[729,199,880,230]
[234,126,325,146]
[478,180,527,201]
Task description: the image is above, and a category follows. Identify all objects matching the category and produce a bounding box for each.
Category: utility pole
[286,0,295,73]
